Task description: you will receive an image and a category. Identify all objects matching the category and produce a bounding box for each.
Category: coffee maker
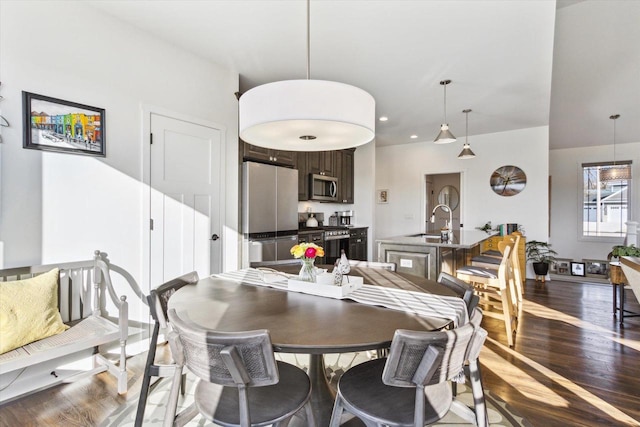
[336,210,354,227]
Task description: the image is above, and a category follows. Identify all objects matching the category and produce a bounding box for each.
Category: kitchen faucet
[430,204,452,231]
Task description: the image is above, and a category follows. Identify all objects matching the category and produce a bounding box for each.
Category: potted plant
[608,244,640,261]
[525,240,558,276]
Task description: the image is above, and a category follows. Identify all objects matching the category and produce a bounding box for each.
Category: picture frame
[554,258,572,275]
[23,91,105,157]
[584,259,609,278]
[377,189,389,204]
[570,261,586,277]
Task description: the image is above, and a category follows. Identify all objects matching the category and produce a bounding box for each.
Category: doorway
[425,173,461,233]
[143,110,225,290]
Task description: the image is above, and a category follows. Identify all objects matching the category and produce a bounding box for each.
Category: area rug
[101,352,529,426]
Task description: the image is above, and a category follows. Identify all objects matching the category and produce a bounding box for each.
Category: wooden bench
[0,250,143,404]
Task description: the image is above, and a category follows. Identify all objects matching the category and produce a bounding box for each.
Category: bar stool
[456,245,518,347]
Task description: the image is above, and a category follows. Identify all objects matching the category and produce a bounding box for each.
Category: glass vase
[298,258,317,283]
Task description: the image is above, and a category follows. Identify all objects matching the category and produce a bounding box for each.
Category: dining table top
[167,266,457,354]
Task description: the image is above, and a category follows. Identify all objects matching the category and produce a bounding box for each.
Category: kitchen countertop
[376,229,497,249]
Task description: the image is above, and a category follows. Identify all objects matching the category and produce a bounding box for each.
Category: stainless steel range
[323,227,350,265]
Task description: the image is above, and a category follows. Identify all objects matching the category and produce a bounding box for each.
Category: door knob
[210,234,220,241]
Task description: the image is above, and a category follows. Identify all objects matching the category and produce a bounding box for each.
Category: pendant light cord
[443,83,447,123]
[306,0,310,80]
[610,114,620,166]
[465,110,468,143]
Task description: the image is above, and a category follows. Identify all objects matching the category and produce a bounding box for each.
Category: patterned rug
[101,352,529,426]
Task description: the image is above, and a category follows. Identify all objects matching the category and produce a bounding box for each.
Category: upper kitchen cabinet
[307,151,335,176]
[242,140,295,167]
[336,149,354,204]
[297,149,355,203]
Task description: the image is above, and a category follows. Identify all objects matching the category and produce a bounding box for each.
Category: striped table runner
[213,268,468,327]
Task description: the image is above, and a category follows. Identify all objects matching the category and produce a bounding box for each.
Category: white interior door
[150,113,223,286]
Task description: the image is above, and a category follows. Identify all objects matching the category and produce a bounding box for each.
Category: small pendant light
[458,109,476,159]
[600,114,630,181]
[434,79,456,144]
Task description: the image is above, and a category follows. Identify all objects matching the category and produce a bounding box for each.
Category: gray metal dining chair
[437,272,479,316]
[329,321,475,427]
[165,308,315,427]
[134,271,199,427]
[449,307,489,427]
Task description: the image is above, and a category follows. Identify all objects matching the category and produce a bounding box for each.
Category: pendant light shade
[434,79,456,144]
[239,80,375,151]
[600,114,631,181]
[458,108,476,159]
[238,0,375,151]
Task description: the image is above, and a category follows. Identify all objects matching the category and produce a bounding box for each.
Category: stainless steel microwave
[309,174,338,201]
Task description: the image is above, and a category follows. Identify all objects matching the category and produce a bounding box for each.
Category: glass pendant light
[458,108,476,159]
[600,114,631,181]
[434,79,456,144]
[239,0,375,151]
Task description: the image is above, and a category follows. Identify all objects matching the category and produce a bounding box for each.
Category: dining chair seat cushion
[337,358,452,426]
[470,255,501,265]
[194,360,311,427]
[457,266,498,279]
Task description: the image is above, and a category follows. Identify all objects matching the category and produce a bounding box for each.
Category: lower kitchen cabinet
[348,227,368,261]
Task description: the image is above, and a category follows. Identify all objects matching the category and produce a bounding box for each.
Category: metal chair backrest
[148,271,199,329]
[382,321,474,388]
[466,307,488,362]
[167,308,279,388]
[437,272,479,315]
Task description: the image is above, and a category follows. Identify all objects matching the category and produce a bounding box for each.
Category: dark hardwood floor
[1,278,639,426]
[481,279,640,427]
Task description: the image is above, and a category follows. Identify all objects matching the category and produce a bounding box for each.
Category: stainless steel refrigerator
[243,161,299,265]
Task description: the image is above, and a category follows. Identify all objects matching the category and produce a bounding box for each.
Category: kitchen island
[376,229,497,280]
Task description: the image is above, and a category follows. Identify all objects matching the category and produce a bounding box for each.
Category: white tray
[287,274,363,299]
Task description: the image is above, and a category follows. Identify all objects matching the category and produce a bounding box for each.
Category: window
[581,161,631,238]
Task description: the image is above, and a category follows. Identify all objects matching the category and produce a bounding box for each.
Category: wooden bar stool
[457,245,518,347]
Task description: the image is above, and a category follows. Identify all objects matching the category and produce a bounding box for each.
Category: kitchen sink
[408,233,442,239]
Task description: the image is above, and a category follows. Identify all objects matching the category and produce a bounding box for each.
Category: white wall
[549,141,640,260]
[375,126,549,257]
[0,1,239,319]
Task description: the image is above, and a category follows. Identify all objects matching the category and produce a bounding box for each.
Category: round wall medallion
[490,165,526,197]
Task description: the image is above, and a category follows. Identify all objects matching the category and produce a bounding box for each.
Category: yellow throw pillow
[0,268,69,354]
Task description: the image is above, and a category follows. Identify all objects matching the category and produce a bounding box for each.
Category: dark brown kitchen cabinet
[348,227,368,261]
[296,149,355,203]
[336,149,354,204]
[242,141,295,167]
[307,151,335,176]
[295,152,309,201]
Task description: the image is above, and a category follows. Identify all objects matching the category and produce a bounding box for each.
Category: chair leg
[468,360,489,427]
[500,290,515,348]
[163,367,185,427]
[329,395,345,427]
[135,322,160,427]
[180,372,187,395]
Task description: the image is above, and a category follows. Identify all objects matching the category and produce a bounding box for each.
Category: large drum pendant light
[600,114,631,181]
[239,0,375,151]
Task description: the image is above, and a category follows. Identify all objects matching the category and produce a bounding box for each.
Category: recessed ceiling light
[379,116,389,122]
[410,135,418,139]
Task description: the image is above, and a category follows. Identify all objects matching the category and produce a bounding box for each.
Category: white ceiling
[89,0,640,150]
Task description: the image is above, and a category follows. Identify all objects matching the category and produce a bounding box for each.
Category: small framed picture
[584,259,609,278]
[555,259,571,275]
[570,262,586,277]
[377,189,389,204]
[23,91,105,157]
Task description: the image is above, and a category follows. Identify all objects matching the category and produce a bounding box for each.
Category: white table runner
[213,268,469,327]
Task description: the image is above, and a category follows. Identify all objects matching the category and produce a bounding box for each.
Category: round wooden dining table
[168,267,455,426]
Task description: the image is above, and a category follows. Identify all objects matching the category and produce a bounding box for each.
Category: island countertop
[376,229,497,249]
